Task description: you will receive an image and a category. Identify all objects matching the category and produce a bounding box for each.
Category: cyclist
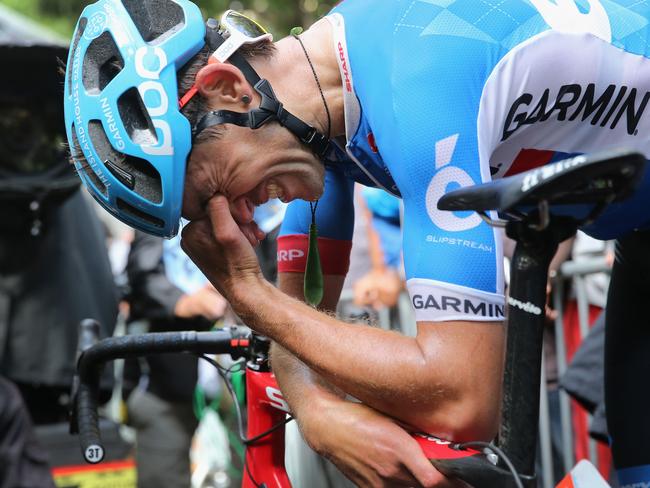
[64,1,650,487]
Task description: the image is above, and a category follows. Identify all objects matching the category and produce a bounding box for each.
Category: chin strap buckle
[254,79,286,125]
[302,129,329,157]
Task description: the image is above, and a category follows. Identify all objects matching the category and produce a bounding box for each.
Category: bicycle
[69,150,643,488]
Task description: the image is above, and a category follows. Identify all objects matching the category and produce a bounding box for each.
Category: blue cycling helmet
[63,0,206,237]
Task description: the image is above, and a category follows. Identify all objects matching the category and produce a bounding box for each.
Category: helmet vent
[88,120,162,204]
[117,198,165,228]
[70,124,107,197]
[83,31,125,94]
[68,17,88,97]
[118,88,157,147]
[121,0,185,45]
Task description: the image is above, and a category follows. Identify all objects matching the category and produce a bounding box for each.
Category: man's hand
[174,285,228,320]
[299,396,459,488]
[181,195,265,302]
[354,268,404,310]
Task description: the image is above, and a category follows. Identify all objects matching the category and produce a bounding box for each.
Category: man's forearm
[272,272,346,420]
[235,279,504,436]
[271,342,344,417]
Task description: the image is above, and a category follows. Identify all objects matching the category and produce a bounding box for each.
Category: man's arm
[240,276,503,439]
[268,191,445,486]
[269,168,355,416]
[270,273,347,419]
[183,194,504,440]
[271,273,447,488]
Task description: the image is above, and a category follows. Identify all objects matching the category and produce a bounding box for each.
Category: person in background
[125,229,227,488]
[0,10,119,484]
[353,187,404,312]
[0,376,55,488]
[0,22,118,424]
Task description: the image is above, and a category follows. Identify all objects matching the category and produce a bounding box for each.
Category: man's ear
[195,62,253,107]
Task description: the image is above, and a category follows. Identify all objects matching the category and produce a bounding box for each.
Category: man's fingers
[180,219,213,257]
[206,195,244,245]
[401,438,442,488]
[254,223,266,241]
[206,195,266,247]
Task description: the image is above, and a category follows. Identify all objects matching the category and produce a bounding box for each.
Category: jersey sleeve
[278,168,354,276]
[398,143,506,323]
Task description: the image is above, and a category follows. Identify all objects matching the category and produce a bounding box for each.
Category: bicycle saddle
[438,150,646,225]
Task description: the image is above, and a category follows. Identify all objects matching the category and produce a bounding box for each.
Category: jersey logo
[529,0,611,42]
[502,83,650,141]
[277,249,305,261]
[413,293,505,318]
[507,296,542,316]
[426,134,482,232]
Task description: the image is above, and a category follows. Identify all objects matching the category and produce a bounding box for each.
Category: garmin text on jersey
[412,294,505,319]
[502,83,650,141]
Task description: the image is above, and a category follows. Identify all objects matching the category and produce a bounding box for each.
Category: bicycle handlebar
[69,324,528,487]
[70,325,250,464]
[74,319,103,463]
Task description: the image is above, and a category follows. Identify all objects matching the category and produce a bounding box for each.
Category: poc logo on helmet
[134,46,174,157]
[426,134,482,232]
[84,11,108,40]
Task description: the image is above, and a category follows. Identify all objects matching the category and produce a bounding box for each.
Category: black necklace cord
[193,21,332,158]
[290,32,329,307]
[309,200,319,225]
[292,33,332,140]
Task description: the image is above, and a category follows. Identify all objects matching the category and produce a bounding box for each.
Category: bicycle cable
[197,354,294,445]
[454,441,525,488]
[244,452,263,488]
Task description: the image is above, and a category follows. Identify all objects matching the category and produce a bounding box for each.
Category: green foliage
[0,0,332,38]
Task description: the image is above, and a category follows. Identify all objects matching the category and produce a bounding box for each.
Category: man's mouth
[265,180,289,203]
[248,177,321,209]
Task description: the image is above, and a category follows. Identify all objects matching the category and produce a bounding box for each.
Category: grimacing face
[181,124,326,228]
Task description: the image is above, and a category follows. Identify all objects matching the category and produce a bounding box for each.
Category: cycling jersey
[279,0,650,323]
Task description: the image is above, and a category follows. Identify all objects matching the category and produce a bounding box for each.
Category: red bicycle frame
[244,367,292,488]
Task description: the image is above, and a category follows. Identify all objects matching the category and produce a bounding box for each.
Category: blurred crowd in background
[0,2,622,488]
[2,0,333,41]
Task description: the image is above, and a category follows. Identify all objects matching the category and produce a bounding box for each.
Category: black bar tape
[76,383,105,464]
[78,330,238,367]
[73,329,240,463]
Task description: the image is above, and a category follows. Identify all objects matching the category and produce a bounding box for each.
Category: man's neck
[251,18,346,140]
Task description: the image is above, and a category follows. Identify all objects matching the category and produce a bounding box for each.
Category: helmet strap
[193,20,331,158]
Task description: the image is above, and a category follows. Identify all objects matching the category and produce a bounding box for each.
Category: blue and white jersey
[280,0,650,322]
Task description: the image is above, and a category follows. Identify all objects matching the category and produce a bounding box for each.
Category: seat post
[498,219,576,479]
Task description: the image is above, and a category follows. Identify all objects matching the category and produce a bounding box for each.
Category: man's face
[182,123,325,227]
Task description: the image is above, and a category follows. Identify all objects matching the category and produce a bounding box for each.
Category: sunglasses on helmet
[178,10,273,109]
